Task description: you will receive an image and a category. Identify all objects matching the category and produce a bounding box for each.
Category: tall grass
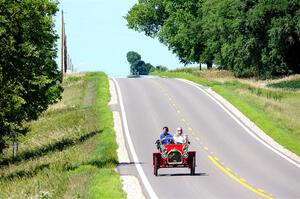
[267,79,300,90]
[170,67,201,73]
[0,72,124,198]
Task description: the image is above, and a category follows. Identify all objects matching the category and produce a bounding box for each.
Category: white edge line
[112,78,159,199]
[176,78,300,168]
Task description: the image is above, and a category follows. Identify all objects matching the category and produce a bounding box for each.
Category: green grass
[151,71,300,156]
[0,72,125,199]
[267,79,300,90]
[151,71,218,87]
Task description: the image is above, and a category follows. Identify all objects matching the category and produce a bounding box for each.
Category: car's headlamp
[161,153,167,159]
[183,153,189,158]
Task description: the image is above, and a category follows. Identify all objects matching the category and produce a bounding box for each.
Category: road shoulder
[109,79,146,199]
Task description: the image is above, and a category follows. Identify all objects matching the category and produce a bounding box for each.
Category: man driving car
[160,126,173,144]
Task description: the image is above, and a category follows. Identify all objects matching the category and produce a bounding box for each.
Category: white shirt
[173,134,187,144]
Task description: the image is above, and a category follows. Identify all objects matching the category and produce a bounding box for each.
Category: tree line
[125,0,300,78]
[126,51,167,75]
[0,0,62,153]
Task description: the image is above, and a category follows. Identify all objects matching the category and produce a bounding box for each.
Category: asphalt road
[114,77,300,199]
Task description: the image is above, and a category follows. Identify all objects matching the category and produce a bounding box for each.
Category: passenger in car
[173,127,188,144]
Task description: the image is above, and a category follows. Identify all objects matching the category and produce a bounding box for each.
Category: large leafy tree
[126,0,211,68]
[126,0,300,78]
[159,0,207,66]
[0,0,62,153]
[202,0,300,77]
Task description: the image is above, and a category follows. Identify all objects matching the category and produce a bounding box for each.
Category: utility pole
[60,10,73,75]
[67,54,70,72]
[60,10,64,81]
[70,58,73,72]
[64,34,68,73]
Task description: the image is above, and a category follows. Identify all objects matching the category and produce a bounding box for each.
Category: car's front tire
[154,156,159,176]
[190,155,196,175]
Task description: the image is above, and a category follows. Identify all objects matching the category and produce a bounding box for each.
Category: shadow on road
[117,162,144,167]
[157,172,208,177]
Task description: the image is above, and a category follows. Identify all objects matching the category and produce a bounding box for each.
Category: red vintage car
[153,140,196,176]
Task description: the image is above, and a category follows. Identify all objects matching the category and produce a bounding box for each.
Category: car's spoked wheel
[190,155,196,175]
[154,156,159,176]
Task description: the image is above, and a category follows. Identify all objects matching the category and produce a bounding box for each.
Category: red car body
[153,143,196,176]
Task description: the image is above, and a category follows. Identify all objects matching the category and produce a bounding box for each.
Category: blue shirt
[160,133,173,144]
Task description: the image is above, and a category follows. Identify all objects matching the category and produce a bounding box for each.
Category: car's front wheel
[190,155,196,175]
[154,156,159,176]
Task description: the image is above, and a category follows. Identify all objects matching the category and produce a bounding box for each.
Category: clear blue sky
[54,0,184,76]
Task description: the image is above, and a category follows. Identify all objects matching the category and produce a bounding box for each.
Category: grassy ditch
[151,71,300,156]
[0,72,124,199]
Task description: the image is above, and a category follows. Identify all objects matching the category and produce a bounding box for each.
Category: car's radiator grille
[167,150,182,164]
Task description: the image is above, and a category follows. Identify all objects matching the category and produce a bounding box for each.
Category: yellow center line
[159,83,273,199]
[208,155,273,199]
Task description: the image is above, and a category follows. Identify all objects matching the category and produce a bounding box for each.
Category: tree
[132,60,145,75]
[126,0,300,78]
[154,65,168,72]
[125,0,168,38]
[126,51,153,75]
[0,0,62,153]
[210,0,300,77]
[144,63,154,74]
[126,0,211,69]
[127,51,142,65]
